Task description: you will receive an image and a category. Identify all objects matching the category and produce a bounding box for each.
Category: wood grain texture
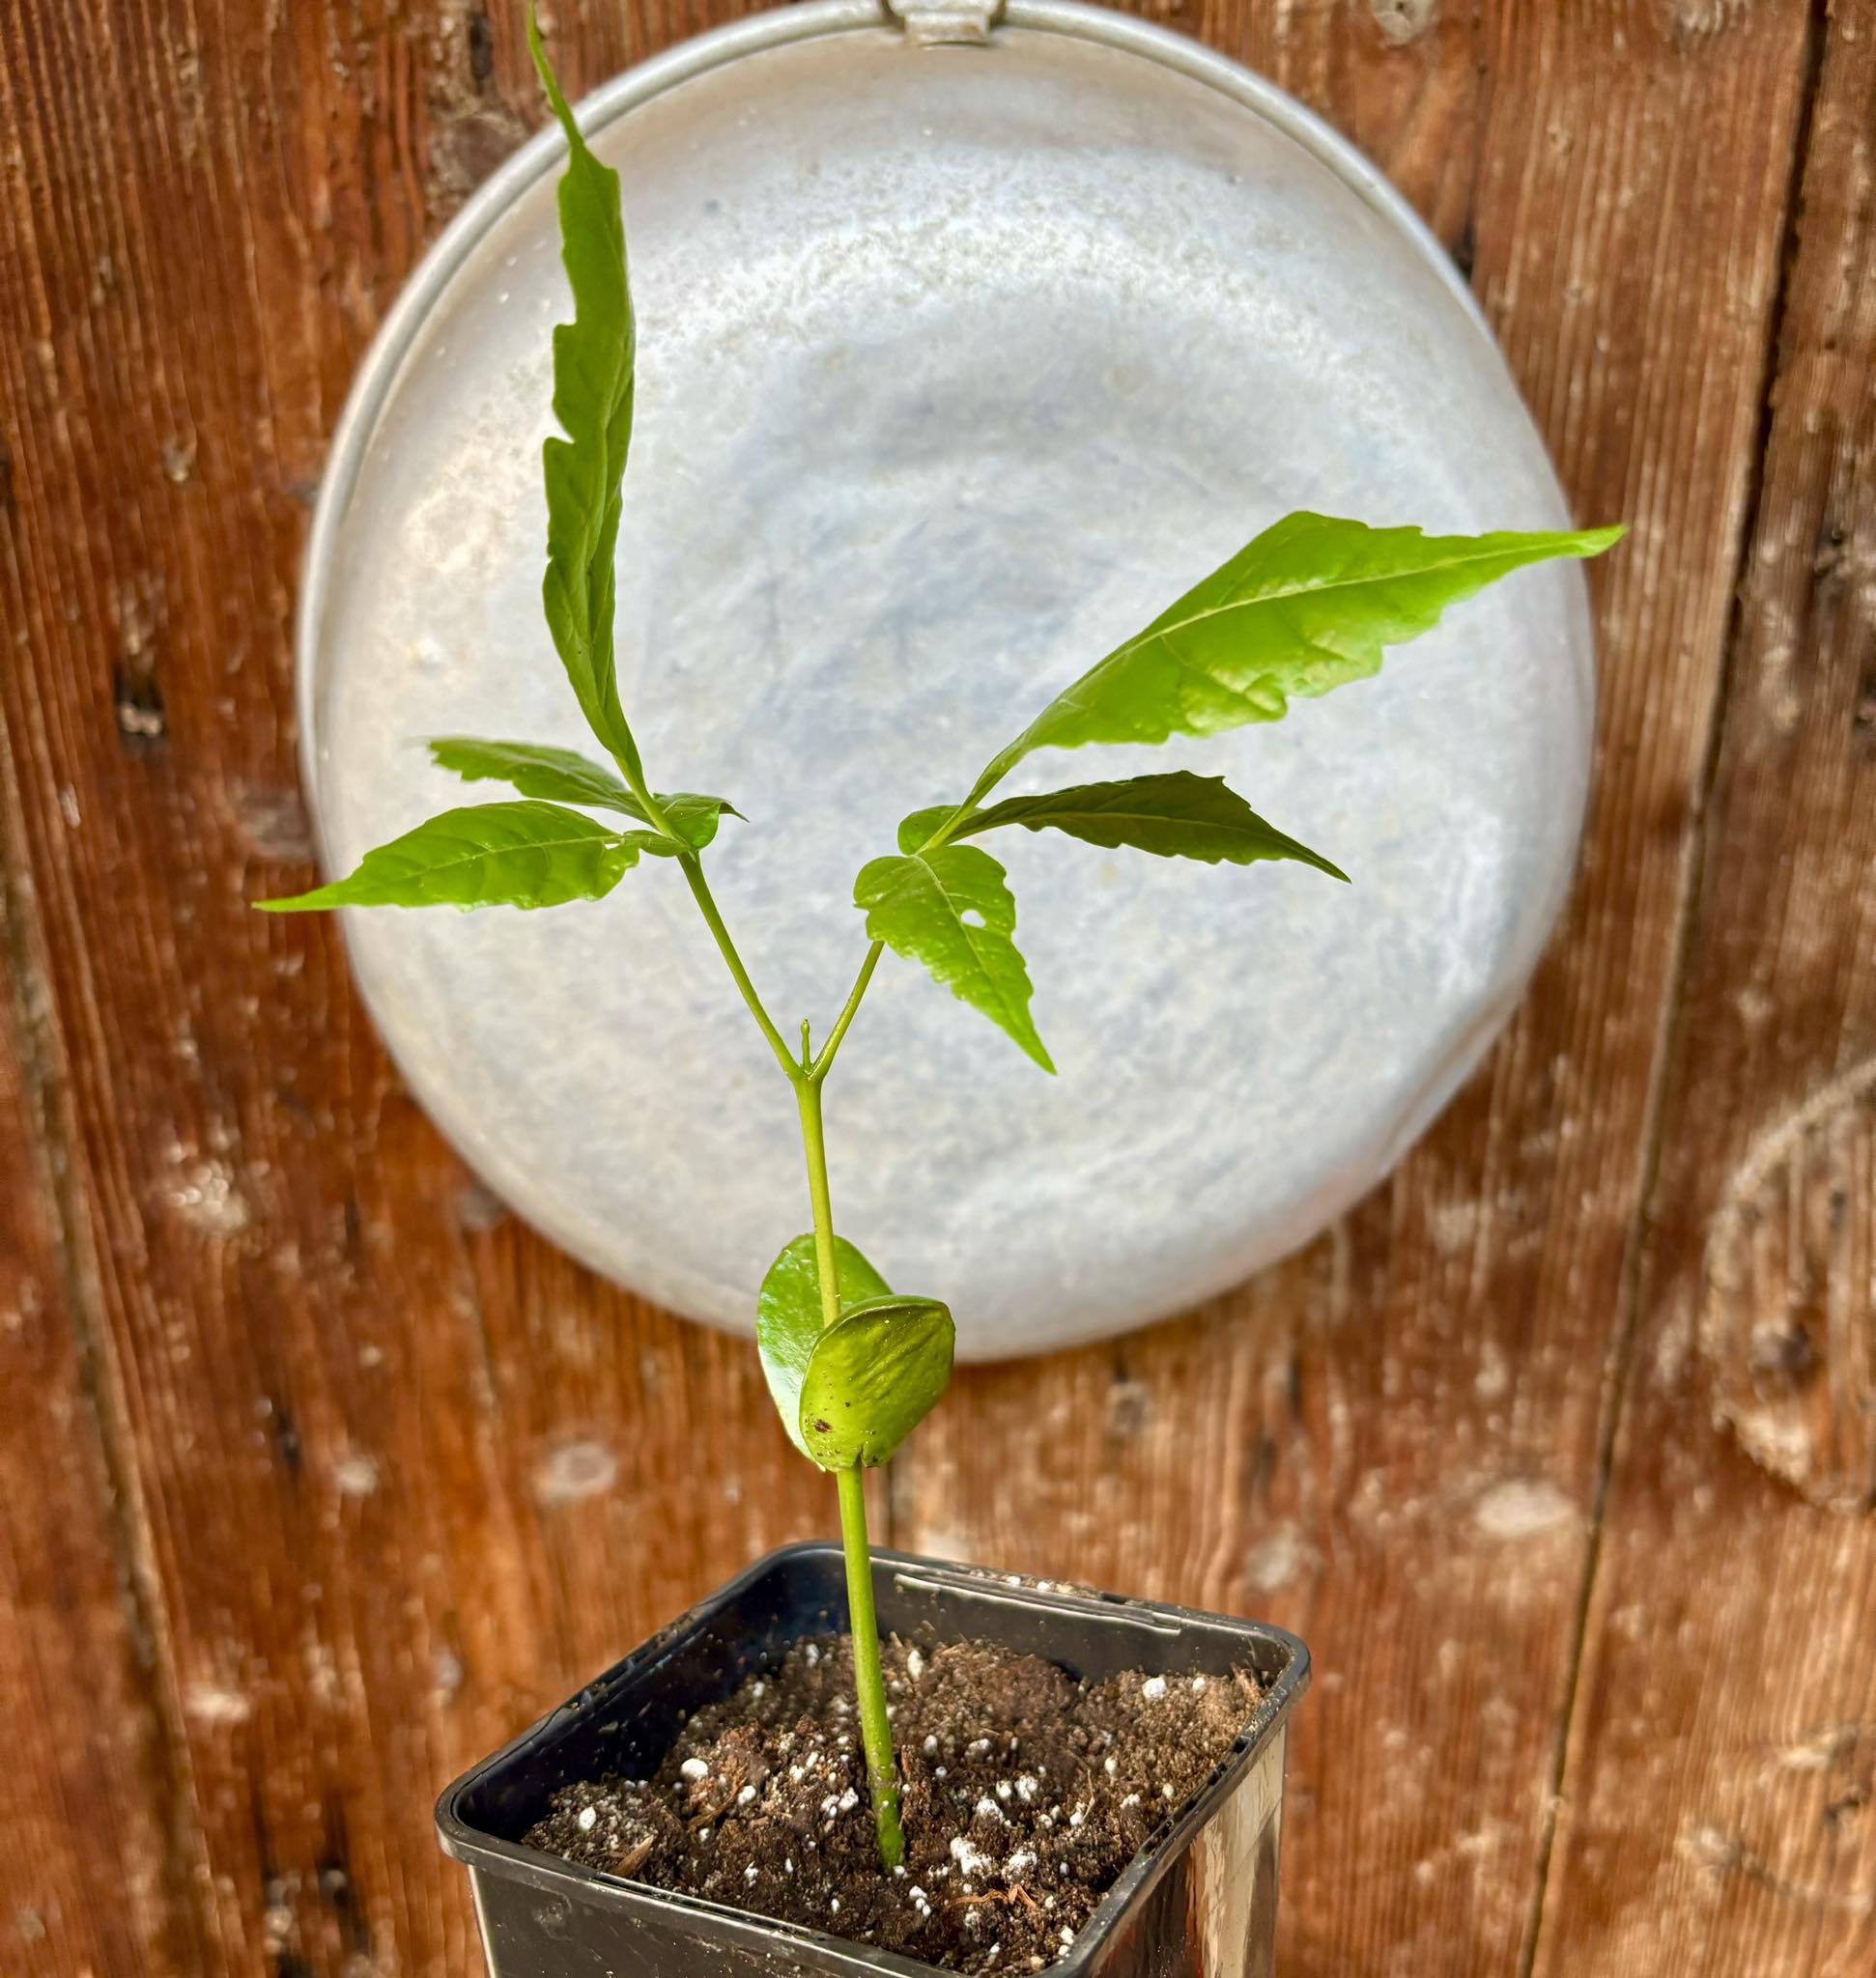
[0,739,209,1978]
[0,5,834,1976]
[1535,10,1876,1973]
[0,2,1853,1976]
[899,3,1821,1974]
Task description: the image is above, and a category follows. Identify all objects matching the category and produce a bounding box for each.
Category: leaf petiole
[676,854,801,1082]
[809,941,885,1085]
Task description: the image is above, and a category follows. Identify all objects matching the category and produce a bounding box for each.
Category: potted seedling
[263,16,1618,1977]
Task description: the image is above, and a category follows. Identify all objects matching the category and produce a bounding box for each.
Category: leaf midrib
[383,821,626,884]
[1109,536,1561,658]
[903,850,1032,1038]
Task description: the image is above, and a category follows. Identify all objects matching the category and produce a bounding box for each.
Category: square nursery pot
[438,1544,1309,1978]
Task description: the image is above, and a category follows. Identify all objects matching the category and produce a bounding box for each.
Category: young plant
[262,16,1620,1874]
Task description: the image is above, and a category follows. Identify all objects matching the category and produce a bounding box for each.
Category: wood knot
[1700,1060,1876,1514]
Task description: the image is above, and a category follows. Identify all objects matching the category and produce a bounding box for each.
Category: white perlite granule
[680,1758,709,1781]
[950,1835,990,1877]
[1141,1675,1168,1701]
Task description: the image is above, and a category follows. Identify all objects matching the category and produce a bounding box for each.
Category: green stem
[810,941,883,1083]
[678,856,800,1081]
[837,1464,904,1869]
[600,754,798,1083]
[795,1077,844,1325]
[796,1075,904,1870]
[640,756,898,1866]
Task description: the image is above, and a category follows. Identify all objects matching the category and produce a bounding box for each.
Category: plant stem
[677,855,800,1081]
[642,776,900,1865]
[795,1076,844,1324]
[796,1074,904,1869]
[837,1464,904,1869]
[810,941,883,1083]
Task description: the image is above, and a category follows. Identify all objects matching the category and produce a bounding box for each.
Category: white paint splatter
[333,1454,381,1497]
[185,1682,251,1726]
[532,1438,618,1506]
[1244,1524,1310,1592]
[1472,1478,1575,1540]
[162,1149,250,1236]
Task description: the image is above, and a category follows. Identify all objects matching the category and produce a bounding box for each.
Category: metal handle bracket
[883,0,1004,47]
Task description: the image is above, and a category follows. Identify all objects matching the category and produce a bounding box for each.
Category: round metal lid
[299,0,1593,1360]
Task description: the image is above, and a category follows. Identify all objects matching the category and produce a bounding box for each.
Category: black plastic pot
[437,1544,1308,1978]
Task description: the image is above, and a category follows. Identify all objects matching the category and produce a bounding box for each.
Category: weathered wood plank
[0,2,1837,1977]
[1534,12,1876,1973]
[0,739,210,1978]
[898,5,1818,1973]
[0,4,828,1975]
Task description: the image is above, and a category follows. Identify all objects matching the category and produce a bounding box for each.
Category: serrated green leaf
[966,514,1624,804]
[756,1234,893,1459]
[527,17,641,780]
[854,845,1053,1072]
[257,801,645,912]
[798,1294,954,1470]
[931,772,1346,880]
[428,737,737,849]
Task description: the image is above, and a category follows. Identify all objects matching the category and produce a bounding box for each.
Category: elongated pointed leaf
[914,772,1346,880]
[428,737,736,849]
[967,514,1623,801]
[258,801,648,912]
[527,18,641,778]
[798,1294,954,1470]
[756,1234,893,1459]
[855,845,1053,1071]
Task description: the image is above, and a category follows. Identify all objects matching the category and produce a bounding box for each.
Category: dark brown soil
[526,1632,1258,1974]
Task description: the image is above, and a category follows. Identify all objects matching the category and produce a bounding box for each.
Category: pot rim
[437,1542,1309,1978]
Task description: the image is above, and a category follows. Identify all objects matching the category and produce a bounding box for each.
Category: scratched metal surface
[300,1,1592,1359]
